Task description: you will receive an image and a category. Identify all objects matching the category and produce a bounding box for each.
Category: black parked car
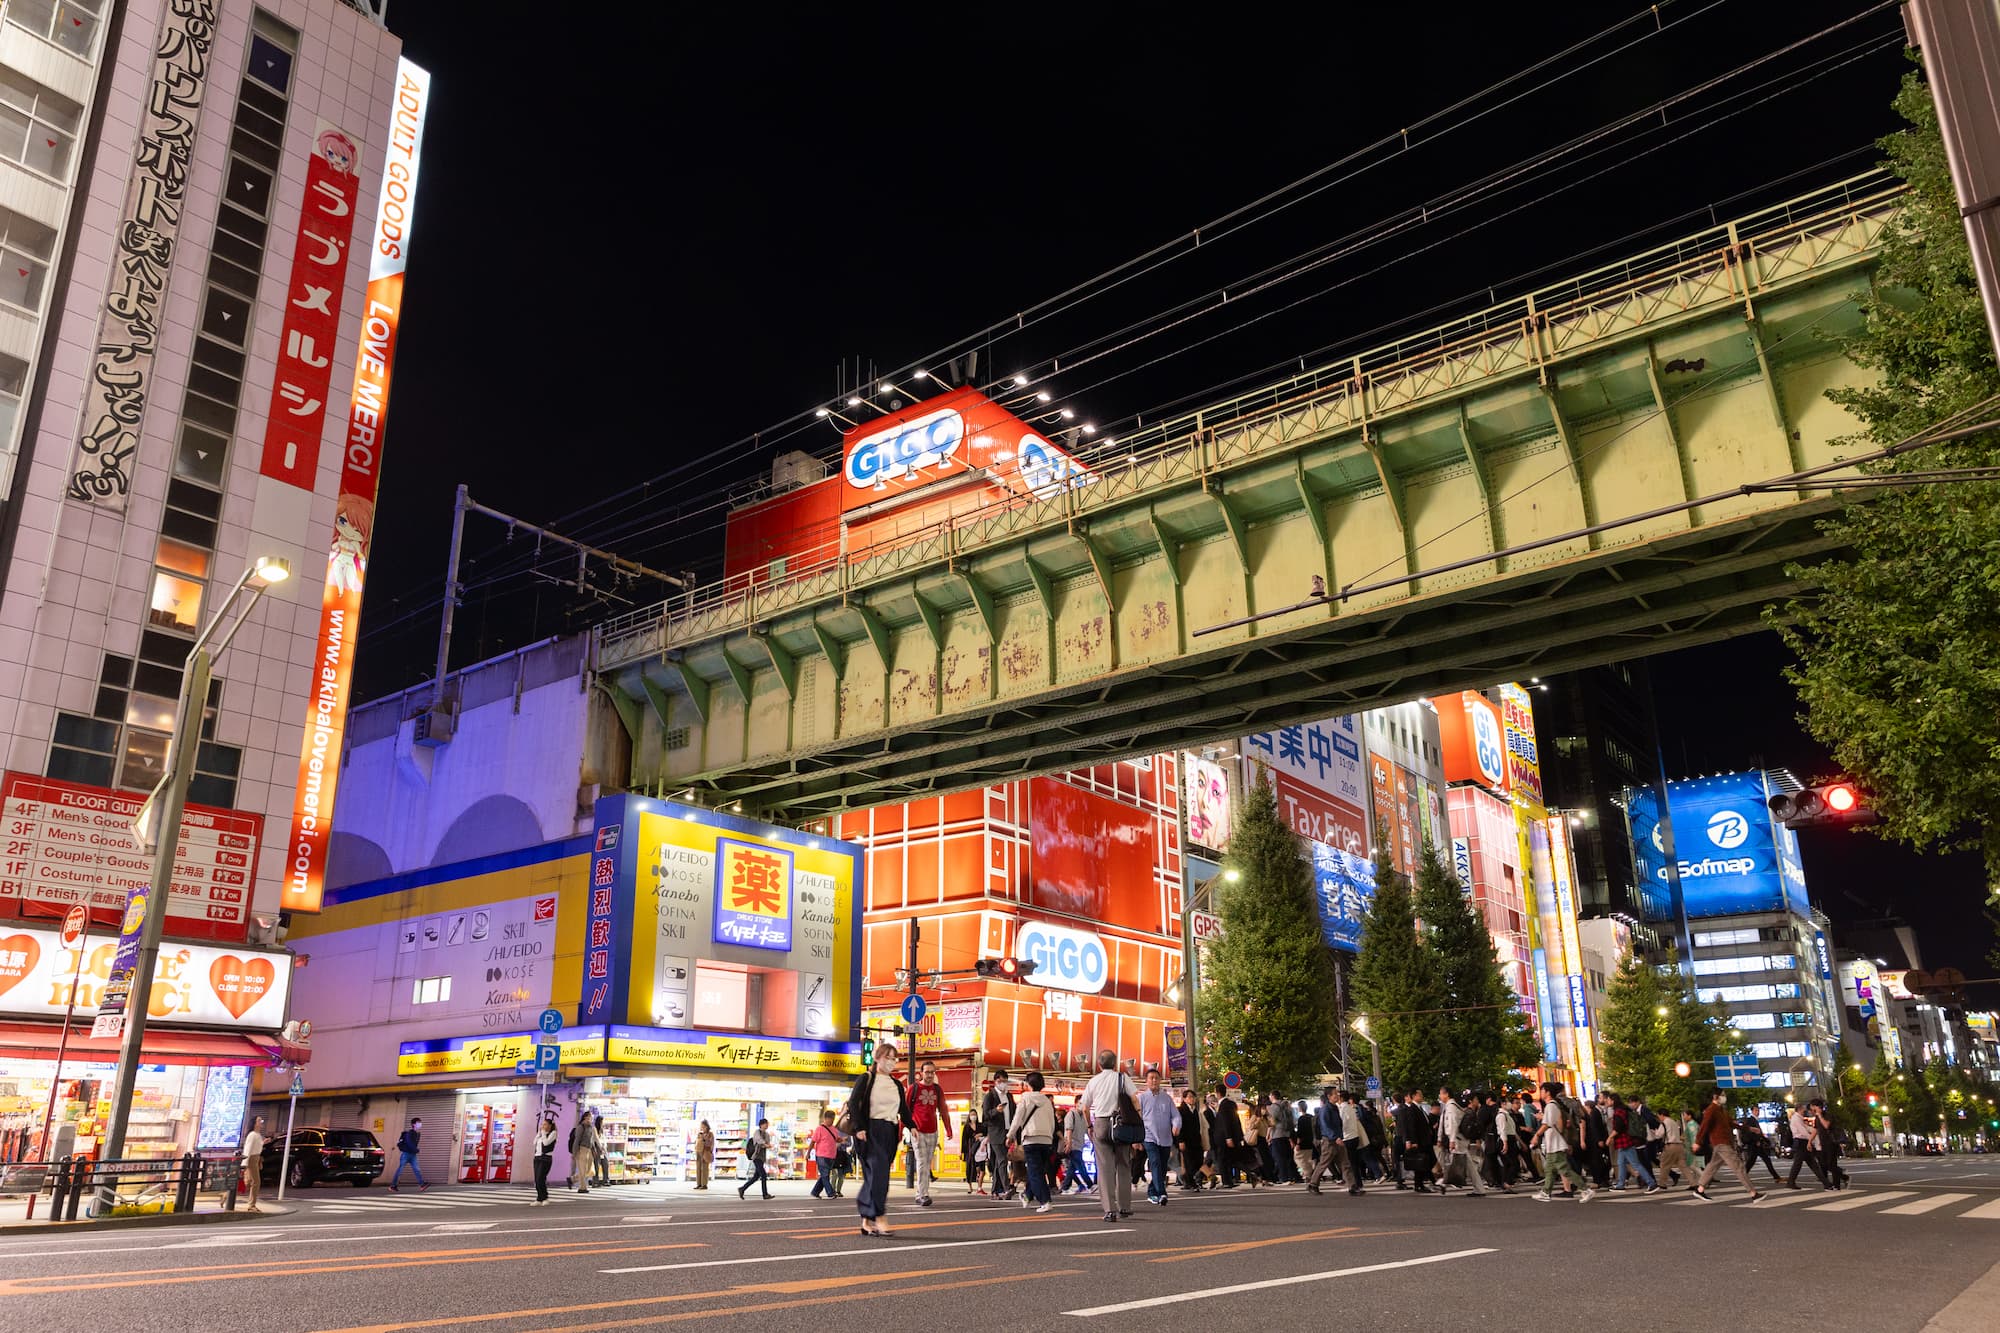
[260,1127,385,1188]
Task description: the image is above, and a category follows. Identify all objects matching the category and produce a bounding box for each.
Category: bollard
[220,1157,237,1212]
[63,1161,88,1221]
[173,1153,194,1213]
[48,1156,72,1218]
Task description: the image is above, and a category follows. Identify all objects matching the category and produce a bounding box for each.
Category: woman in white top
[842,1042,913,1236]
[531,1114,559,1205]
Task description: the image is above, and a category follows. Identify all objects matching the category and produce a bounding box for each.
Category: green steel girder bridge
[594,173,1900,820]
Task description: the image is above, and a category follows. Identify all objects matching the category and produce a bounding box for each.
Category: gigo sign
[1016,920,1107,994]
[844,407,965,489]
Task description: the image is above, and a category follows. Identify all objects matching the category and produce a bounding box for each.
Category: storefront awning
[0,1022,283,1067]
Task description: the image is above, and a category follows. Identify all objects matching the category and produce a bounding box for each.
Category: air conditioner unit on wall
[412,705,457,747]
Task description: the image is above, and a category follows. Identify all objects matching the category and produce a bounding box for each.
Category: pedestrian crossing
[299,1185,666,1215]
[1491,1183,2000,1221]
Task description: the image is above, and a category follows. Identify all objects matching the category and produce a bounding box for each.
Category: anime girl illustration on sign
[317,128,358,175]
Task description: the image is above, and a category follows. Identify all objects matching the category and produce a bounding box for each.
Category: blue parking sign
[536,1043,561,1071]
[538,1008,563,1035]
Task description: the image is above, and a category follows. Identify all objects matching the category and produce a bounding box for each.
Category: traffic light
[860,1033,875,1068]
[1767,780,1880,830]
[975,957,1039,981]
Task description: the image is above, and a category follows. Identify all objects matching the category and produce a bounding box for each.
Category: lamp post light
[1352,1015,1383,1101]
[95,556,288,1213]
[1176,867,1238,1094]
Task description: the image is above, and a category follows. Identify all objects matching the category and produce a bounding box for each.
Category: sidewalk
[0,1190,295,1234]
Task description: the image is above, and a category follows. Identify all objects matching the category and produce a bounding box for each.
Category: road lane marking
[0,1216,746,1263]
[1807,1190,1913,1212]
[314,1267,988,1333]
[602,1228,1128,1275]
[736,1200,1080,1232]
[1062,1247,1498,1316]
[1960,1198,2000,1219]
[1067,1225,1421,1262]
[1881,1193,1974,1216]
[0,1239,706,1296]
[539,1269,1077,1331]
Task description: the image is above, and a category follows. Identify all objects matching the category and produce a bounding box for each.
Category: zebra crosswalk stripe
[1807,1190,1912,1212]
[1958,1197,2000,1220]
[1880,1192,1974,1216]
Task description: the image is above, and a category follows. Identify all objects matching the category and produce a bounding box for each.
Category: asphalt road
[3,1155,1999,1331]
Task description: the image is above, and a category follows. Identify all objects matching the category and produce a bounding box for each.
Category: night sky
[352,5,1990,986]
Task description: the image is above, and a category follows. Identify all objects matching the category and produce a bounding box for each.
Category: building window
[0,67,80,179]
[148,537,209,634]
[0,350,25,453]
[411,976,452,1006]
[0,207,54,311]
[47,712,116,787]
[4,0,104,60]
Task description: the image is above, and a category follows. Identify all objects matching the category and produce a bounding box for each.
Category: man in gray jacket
[1267,1095,1300,1183]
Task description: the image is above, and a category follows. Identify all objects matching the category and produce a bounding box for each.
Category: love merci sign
[0,921,289,1029]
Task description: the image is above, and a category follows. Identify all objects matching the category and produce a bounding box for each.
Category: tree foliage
[1351,853,1450,1093]
[1195,778,1339,1096]
[1775,67,2000,892]
[1410,840,1536,1089]
[1594,951,1735,1110]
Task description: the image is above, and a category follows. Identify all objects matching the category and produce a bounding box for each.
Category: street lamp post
[95,556,288,1214]
[1176,869,1236,1095]
[1352,1015,1382,1101]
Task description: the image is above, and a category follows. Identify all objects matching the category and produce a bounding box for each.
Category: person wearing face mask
[530,1113,559,1205]
[981,1073,1018,1201]
[844,1042,916,1236]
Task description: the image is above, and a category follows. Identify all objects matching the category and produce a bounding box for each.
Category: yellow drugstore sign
[606,1030,864,1076]
[396,1029,606,1076]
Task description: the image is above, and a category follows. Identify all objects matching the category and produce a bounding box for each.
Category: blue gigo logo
[1706,809,1750,850]
[1471,705,1504,785]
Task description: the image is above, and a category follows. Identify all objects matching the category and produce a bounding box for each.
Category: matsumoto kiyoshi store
[279,795,864,1186]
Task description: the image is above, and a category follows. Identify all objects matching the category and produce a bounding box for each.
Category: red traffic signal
[1768,780,1878,829]
[975,957,1039,981]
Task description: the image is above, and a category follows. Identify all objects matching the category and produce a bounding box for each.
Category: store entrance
[584,1076,845,1184]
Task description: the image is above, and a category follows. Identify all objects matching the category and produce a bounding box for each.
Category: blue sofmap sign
[1627,771,1805,919]
[1310,843,1375,953]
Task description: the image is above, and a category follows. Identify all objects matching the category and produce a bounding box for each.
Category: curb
[0,1200,296,1236]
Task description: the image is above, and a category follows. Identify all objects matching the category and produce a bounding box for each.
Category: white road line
[601,1228,1128,1275]
[430,1222,498,1232]
[1808,1190,1913,1212]
[1731,1189,1821,1207]
[1960,1198,2000,1220]
[1062,1248,1498,1317]
[1881,1193,1974,1216]
[0,1217,703,1261]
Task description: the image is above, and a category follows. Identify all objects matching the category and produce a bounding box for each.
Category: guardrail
[1,1152,240,1220]
[597,169,1903,668]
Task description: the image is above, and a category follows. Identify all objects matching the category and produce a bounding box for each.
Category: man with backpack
[569,1112,600,1193]
[389,1117,428,1192]
[1448,1089,1491,1196]
[1530,1082,1594,1202]
[982,1074,1018,1201]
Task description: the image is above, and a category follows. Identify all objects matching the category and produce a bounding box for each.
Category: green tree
[1595,955,1678,1105]
[1828,1042,1870,1135]
[1596,951,1735,1107]
[1351,853,1450,1093]
[1776,68,2000,893]
[1194,778,1338,1095]
[1410,840,1529,1089]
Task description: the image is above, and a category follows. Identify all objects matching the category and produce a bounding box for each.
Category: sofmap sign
[1016,920,1108,994]
[1627,771,1804,918]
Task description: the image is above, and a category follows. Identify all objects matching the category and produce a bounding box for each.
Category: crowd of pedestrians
[823,1045,1856,1230]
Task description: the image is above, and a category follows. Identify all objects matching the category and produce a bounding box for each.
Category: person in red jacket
[908,1059,954,1208]
[1691,1089,1764,1203]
